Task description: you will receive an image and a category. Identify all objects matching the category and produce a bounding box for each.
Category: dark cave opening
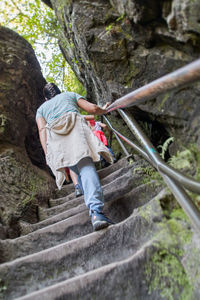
[124,106,173,161]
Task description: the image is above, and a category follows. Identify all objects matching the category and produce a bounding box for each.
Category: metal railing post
[161,172,200,230]
[103,116,129,156]
[101,58,200,231]
[113,132,130,156]
[104,116,155,165]
[118,109,200,193]
[118,109,200,231]
[107,59,200,111]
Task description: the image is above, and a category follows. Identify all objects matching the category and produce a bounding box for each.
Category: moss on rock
[142,194,199,299]
[0,146,55,237]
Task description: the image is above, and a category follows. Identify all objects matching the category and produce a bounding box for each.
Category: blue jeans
[69,157,104,215]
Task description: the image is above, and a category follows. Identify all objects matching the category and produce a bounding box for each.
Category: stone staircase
[0,156,182,300]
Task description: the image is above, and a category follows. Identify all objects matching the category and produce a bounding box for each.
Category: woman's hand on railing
[102,102,111,110]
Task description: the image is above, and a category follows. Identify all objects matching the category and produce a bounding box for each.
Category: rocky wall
[49,0,200,151]
[0,27,55,238]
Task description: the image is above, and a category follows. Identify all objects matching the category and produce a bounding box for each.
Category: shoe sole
[92,220,110,231]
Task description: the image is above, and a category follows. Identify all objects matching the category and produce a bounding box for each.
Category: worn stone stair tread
[40,169,138,220]
[1,180,161,264]
[49,164,134,208]
[0,211,92,263]
[50,187,82,204]
[53,183,75,199]
[99,157,147,186]
[52,157,131,200]
[16,238,155,300]
[0,227,152,300]
[99,164,134,186]
[0,194,163,300]
[19,203,88,235]
[0,181,161,263]
[19,165,143,234]
[97,156,132,179]
[0,181,161,262]
[49,192,80,208]
[19,176,161,237]
[0,152,169,300]
[39,196,84,219]
[49,158,143,210]
[49,192,80,207]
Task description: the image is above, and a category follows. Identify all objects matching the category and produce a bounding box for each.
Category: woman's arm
[36,117,47,155]
[77,98,110,115]
[84,115,95,121]
[99,122,110,133]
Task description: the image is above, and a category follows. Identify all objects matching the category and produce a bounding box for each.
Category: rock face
[50,0,200,150]
[0,27,55,238]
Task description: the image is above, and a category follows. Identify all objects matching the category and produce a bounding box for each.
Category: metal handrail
[104,112,200,231]
[112,130,130,157]
[103,58,200,231]
[103,116,152,164]
[119,110,200,194]
[161,173,200,230]
[107,59,200,111]
[118,109,200,231]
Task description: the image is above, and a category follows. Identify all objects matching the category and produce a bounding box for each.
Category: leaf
[158,137,174,160]
[1,0,84,92]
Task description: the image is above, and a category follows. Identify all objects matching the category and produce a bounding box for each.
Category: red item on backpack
[93,130,108,146]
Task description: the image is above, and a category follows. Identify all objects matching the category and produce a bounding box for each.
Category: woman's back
[36,92,82,123]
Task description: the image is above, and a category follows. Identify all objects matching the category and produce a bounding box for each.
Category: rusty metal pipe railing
[104,112,200,231]
[118,109,200,231]
[161,172,200,230]
[102,58,200,230]
[107,59,200,111]
[103,115,130,156]
[119,109,200,194]
[103,115,153,165]
[112,131,130,156]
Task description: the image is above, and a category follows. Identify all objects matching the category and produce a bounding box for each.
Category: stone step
[49,164,134,208]
[0,188,163,300]
[17,239,157,300]
[19,203,88,235]
[52,183,75,199]
[0,211,91,263]
[97,155,133,179]
[0,182,162,263]
[99,164,134,188]
[20,158,147,234]
[38,197,83,220]
[41,167,136,220]
[18,169,143,235]
[49,191,81,208]
[52,156,132,199]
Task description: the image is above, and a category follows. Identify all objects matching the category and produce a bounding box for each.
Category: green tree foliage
[0,0,85,94]
[64,66,86,96]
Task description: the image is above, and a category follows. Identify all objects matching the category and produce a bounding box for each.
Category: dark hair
[43,83,61,100]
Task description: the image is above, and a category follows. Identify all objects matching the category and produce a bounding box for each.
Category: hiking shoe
[75,185,83,198]
[91,211,114,231]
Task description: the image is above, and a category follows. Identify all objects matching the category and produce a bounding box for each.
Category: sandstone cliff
[49,0,200,151]
[0,26,55,238]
